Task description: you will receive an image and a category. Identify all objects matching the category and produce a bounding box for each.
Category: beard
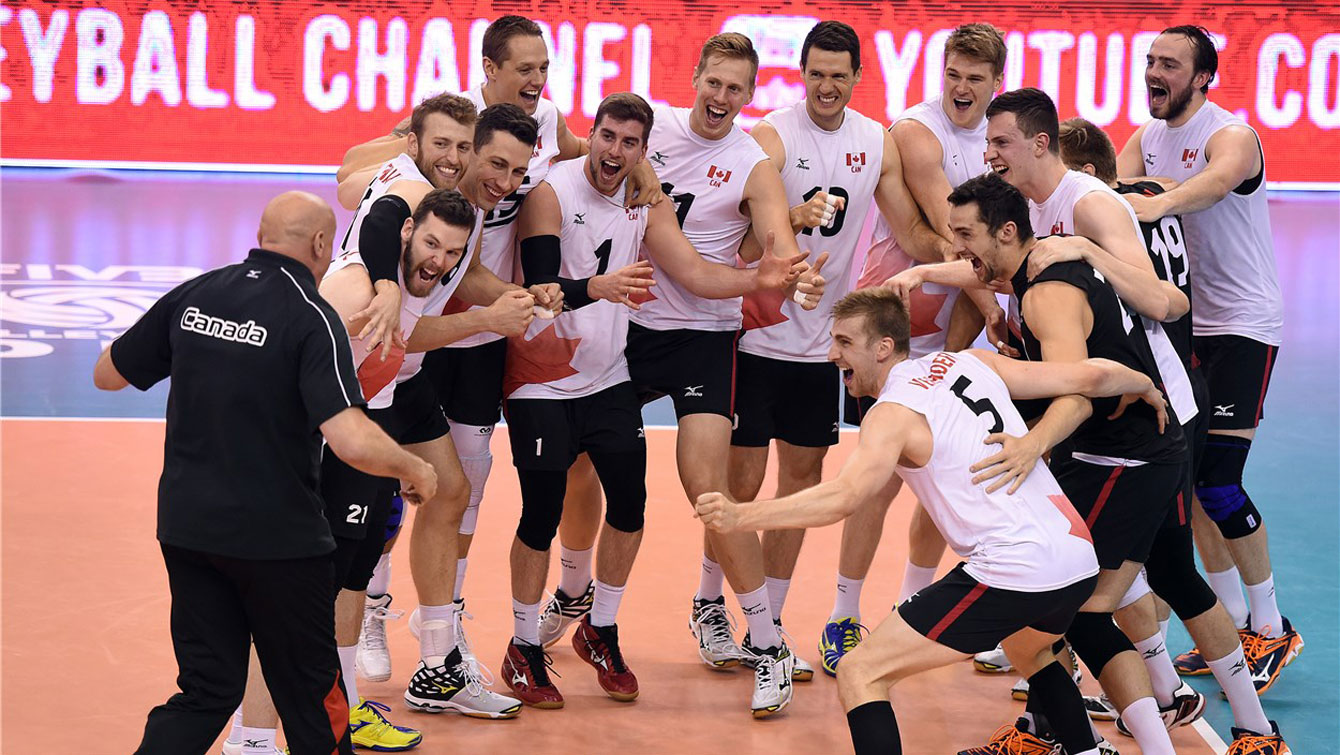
[1152,80,1196,121]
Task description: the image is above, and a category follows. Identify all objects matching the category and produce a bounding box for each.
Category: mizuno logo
[1230,658,1246,675]
[243,740,268,748]
[180,306,268,347]
[650,151,667,167]
[512,670,528,688]
[796,157,810,170]
[1145,152,1157,166]
[742,603,766,616]
[246,269,261,279]
[574,213,586,224]
[1142,645,1165,659]
[432,682,460,696]
[637,427,645,438]
[1214,403,1236,417]
[684,385,704,397]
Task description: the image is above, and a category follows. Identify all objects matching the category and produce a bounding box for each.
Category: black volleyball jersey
[1115,181,1193,370]
[1012,251,1186,465]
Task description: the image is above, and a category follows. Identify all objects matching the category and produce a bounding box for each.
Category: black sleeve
[296,296,367,430]
[520,234,595,310]
[109,279,195,390]
[359,195,412,284]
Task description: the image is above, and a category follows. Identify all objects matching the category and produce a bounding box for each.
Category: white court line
[1193,717,1230,753]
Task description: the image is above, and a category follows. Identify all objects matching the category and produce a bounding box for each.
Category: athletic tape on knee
[1196,436,1262,539]
[1066,612,1133,679]
[1118,570,1152,610]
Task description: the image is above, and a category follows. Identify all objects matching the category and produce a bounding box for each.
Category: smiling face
[689,55,755,140]
[1145,33,1205,122]
[468,131,532,211]
[486,34,549,115]
[408,112,474,191]
[985,111,1045,189]
[828,315,892,398]
[949,201,1016,286]
[398,213,469,297]
[587,116,648,196]
[941,52,1001,129]
[803,48,859,125]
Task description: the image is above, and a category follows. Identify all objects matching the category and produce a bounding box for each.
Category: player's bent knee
[1066,611,1132,679]
[1146,559,1217,622]
[516,508,561,552]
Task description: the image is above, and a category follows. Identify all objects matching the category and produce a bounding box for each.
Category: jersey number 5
[950,375,1004,434]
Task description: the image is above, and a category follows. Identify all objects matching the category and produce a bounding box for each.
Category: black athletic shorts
[321,407,397,592]
[389,370,452,445]
[899,563,1098,654]
[421,338,507,427]
[732,351,840,448]
[1187,366,1211,477]
[1051,458,1184,570]
[625,323,737,419]
[1192,335,1278,431]
[842,392,876,427]
[504,382,646,471]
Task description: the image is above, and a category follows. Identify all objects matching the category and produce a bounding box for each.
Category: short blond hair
[943,23,1007,77]
[695,33,759,85]
[832,288,910,355]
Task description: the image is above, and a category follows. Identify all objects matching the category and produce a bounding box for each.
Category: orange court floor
[1,419,1219,754]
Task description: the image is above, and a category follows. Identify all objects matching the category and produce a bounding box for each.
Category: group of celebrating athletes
[202,15,1297,755]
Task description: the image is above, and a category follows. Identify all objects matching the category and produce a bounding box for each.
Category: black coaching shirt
[111,249,365,559]
[1011,252,1186,465]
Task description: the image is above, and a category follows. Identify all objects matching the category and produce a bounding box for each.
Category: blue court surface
[2,168,1336,750]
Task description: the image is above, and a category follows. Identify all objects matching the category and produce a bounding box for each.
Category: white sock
[239,726,278,755]
[1206,566,1249,629]
[1118,697,1175,754]
[227,706,244,743]
[1207,645,1273,735]
[1158,618,1170,641]
[764,576,791,619]
[338,645,360,707]
[417,603,457,664]
[1245,575,1283,638]
[367,553,391,597]
[696,556,724,602]
[831,574,864,621]
[736,585,781,649]
[454,557,468,602]
[559,546,593,598]
[590,580,626,627]
[512,598,541,646]
[1134,633,1178,707]
[898,562,937,603]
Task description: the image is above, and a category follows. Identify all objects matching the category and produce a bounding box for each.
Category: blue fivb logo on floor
[0,263,201,359]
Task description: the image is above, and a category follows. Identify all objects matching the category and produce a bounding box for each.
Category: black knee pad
[1066,612,1134,679]
[1196,436,1263,539]
[1145,525,1218,621]
[516,469,567,552]
[591,450,647,534]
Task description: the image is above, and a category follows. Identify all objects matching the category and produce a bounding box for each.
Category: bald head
[257,191,338,278]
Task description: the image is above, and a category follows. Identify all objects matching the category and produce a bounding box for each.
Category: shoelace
[361,605,403,652]
[519,643,560,686]
[452,608,496,690]
[837,619,869,653]
[591,624,630,673]
[696,602,743,657]
[356,699,396,726]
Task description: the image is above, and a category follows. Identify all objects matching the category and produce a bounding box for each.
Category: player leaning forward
[498,92,819,710]
[697,287,1176,755]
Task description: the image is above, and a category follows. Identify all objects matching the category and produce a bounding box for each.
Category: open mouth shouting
[598,158,622,182]
[519,87,541,109]
[840,366,855,387]
[1148,81,1169,110]
[704,104,729,129]
[952,96,973,113]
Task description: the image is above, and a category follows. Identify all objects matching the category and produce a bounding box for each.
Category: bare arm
[337,164,381,211]
[92,346,130,391]
[969,349,1159,400]
[555,110,589,160]
[882,124,953,263]
[743,159,807,261]
[338,133,409,183]
[1133,126,1261,218]
[1116,121,1150,179]
[695,402,914,532]
[320,406,437,504]
[643,202,774,299]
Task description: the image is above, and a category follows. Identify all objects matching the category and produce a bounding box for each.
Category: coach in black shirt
[94,191,436,755]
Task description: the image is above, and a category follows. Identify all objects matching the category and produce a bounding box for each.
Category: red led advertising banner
[3,2,1338,184]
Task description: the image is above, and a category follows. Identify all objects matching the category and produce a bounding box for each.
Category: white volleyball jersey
[447,87,564,349]
[339,153,430,258]
[505,159,648,400]
[738,104,884,362]
[1026,170,1197,425]
[856,98,989,357]
[323,255,420,410]
[877,351,1100,591]
[397,208,483,383]
[630,105,769,332]
[1140,102,1283,345]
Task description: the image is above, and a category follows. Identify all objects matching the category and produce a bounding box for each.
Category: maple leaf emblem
[356,342,406,400]
[504,322,583,396]
[740,287,788,331]
[908,288,948,337]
